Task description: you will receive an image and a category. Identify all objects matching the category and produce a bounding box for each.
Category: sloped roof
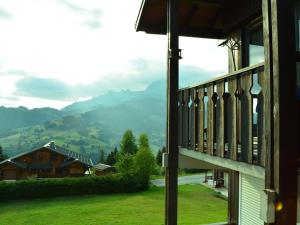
[44,142,93,167]
[94,163,114,171]
[0,142,93,169]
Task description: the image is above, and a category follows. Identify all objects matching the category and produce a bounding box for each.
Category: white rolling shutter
[239,173,264,225]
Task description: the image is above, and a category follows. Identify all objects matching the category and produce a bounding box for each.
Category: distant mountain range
[0,80,166,163]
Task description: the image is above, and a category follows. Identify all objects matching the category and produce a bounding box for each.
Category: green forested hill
[0,81,166,163]
[0,106,65,136]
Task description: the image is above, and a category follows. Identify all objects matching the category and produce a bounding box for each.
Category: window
[243,20,264,67]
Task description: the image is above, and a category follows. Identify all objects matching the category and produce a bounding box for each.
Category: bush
[0,175,147,201]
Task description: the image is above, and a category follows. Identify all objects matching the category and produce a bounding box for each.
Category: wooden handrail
[178,63,267,167]
[179,62,264,91]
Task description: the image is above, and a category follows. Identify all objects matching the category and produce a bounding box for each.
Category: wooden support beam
[165,0,180,224]
[262,0,298,224]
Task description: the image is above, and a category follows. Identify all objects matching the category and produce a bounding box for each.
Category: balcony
[178,63,267,168]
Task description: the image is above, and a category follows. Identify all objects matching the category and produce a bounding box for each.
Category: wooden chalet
[136,0,300,225]
[94,163,116,176]
[0,142,93,180]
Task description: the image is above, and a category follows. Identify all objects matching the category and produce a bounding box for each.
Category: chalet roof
[93,163,114,171]
[44,142,93,167]
[0,142,93,169]
[135,0,261,39]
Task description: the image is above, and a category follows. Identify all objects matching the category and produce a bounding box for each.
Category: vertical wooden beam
[263,0,298,224]
[228,171,240,225]
[257,70,267,167]
[165,0,180,224]
[262,0,273,190]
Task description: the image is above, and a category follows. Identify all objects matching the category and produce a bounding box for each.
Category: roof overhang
[135,0,262,39]
[136,0,226,39]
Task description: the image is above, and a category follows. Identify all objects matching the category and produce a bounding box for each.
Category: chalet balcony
[178,62,267,168]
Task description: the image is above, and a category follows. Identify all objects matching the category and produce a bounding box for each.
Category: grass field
[0,185,227,225]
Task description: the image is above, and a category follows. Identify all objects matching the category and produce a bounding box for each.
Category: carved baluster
[198,87,205,152]
[227,77,237,160]
[182,89,189,148]
[207,83,214,155]
[178,91,183,147]
[240,72,253,164]
[216,80,225,158]
[188,89,194,149]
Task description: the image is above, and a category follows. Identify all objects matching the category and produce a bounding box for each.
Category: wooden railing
[178,63,267,167]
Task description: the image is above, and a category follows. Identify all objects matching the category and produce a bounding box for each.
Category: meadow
[0,185,227,225]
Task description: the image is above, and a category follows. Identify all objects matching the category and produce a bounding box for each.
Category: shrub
[0,175,147,201]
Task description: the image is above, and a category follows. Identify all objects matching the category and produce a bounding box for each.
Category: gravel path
[151,174,206,187]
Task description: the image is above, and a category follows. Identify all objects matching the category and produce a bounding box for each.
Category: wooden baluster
[207,83,214,155]
[198,87,205,152]
[189,89,195,149]
[216,80,225,158]
[258,69,267,167]
[240,72,253,164]
[182,89,189,148]
[178,91,183,147]
[227,77,237,160]
[191,88,199,150]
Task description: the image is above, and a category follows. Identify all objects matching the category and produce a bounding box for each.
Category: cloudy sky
[0,0,227,109]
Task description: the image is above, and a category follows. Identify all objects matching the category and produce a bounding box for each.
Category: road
[151,174,206,187]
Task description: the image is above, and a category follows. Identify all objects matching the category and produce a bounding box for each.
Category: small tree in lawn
[115,153,136,177]
[120,129,137,155]
[135,133,156,185]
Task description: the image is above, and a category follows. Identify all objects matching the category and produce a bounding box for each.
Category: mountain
[0,81,167,162]
[62,80,166,114]
[0,106,65,137]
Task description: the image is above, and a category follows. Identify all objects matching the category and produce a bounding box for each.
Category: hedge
[0,175,148,201]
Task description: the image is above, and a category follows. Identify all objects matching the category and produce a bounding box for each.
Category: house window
[244,20,264,67]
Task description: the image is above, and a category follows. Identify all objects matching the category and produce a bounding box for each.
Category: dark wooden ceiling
[136,0,262,39]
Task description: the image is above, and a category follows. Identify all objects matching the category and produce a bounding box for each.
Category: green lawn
[0,185,227,225]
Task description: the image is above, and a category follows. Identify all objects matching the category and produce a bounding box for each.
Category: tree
[98,148,105,164]
[120,130,137,155]
[156,147,166,166]
[106,147,118,166]
[0,145,8,161]
[135,146,156,184]
[115,153,136,177]
[138,133,150,149]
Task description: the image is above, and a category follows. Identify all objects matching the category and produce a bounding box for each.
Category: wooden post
[165,0,180,224]
[263,0,298,224]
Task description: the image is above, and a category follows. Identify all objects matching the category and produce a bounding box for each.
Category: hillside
[0,81,166,162]
[0,106,65,137]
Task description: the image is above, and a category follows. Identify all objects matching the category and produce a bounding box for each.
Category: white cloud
[0,0,227,108]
